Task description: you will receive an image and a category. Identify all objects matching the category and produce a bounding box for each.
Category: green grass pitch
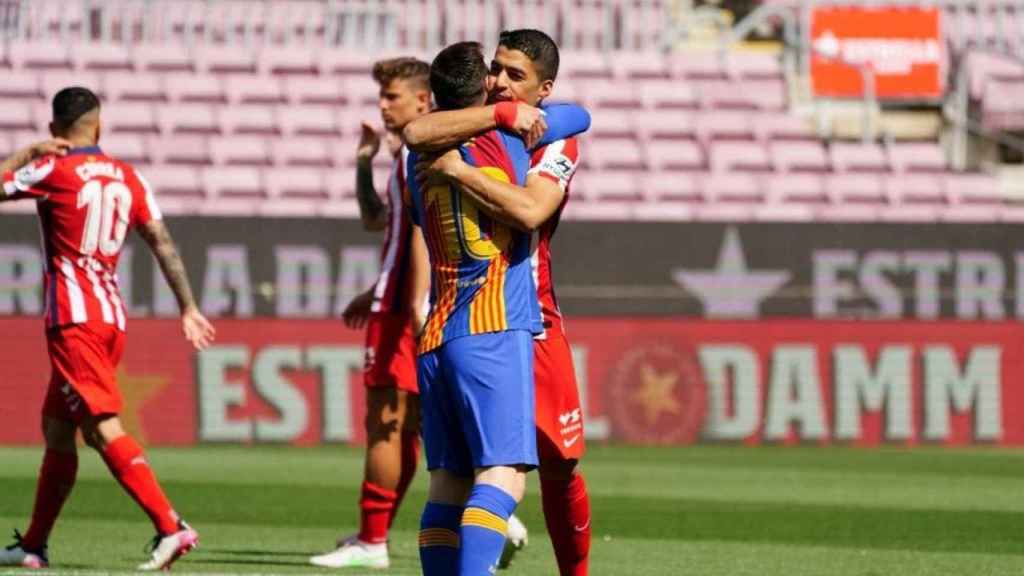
[2,445,1024,575]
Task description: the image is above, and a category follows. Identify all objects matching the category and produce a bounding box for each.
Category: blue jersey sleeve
[405,150,421,226]
[536,103,591,149]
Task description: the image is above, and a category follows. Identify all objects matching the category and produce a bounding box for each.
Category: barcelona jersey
[408,130,543,353]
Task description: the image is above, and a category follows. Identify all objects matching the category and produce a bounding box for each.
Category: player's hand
[415,149,465,189]
[356,122,381,162]
[29,138,73,159]
[342,290,374,329]
[385,131,403,157]
[514,103,547,149]
[182,307,216,351]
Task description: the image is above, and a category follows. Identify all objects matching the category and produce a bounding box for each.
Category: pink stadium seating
[885,174,947,205]
[344,77,384,107]
[728,51,783,80]
[588,109,636,139]
[149,136,212,165]
[667,51,728,81]
[575,170,642,202]
[640,171,702,203]
[102,134,150,165]
[226,76,287,104]
[195,45,258,74]
[633,110,696,141]
[646,140,704,171]
[142,165,204,198]
[279,105,343,137]
[0,102,36,131]
[695,111,754,142]
[770,141,829,173]
[266,168,330,199]
[559,51,612,80]
[272,138,335,167]
[160,103,220,135]
[326,167,358,199]
[220,105,279,134]
[41,72,102,102]
[830,143,890,173]
[635,80,698,109]
[166,73,226,103]
[765,173,827,205]
[133,44,195,73]
[9,42,73,70]
[105,103,161,133]
[709,141,772,173]
[704,173,764,203]
[584,138,646,170]
[203,166,266,198]
[261,46,319,76]
[0,72,43,100]
[319,50,375,77]
[753,113,815,141]
[210,136,272,166]
[826,174,887,205]
[284,77,348,105]
[609,51,667,80]
[104,72,167,102]
[944,173,1003,205]
[887,142,947,173]
[577,79,642,109]
[72,44,133,72]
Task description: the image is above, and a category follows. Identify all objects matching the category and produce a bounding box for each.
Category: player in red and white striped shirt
[406,30,591,575]
[0,87,215,572]
[310,58,432,570]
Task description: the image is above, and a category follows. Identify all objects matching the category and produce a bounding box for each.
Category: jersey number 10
[77,180,133,257]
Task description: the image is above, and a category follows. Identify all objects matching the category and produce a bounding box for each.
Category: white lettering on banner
[570,345,610,440]
[197,344,364,443]
[198,346,252,441]
[833,346,912,441]
[811,250,1010,320]
[763,346,827,441]
[308,346,363,442]
[814,32,940,75]
[0,245,42,314]
[923,346,1002,441]
[276,246,330,317]
[201,245,254,317]
[333,246,379,316]
[252,347,308,441]
[699,345,759,440]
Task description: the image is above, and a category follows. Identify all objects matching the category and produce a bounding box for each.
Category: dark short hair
[430,42,487,111]
[372,57,431,92]
[498,29,560,82]
[52,86,100,129]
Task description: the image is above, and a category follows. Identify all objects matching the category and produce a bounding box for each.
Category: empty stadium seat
[105,102,161,133]
[210,136,272,166]
[133,44,195,73]
[826,174,887,205]
[559,51,612,80]
[887,142,947,173]
[266,167,330,198]
[588,109,636,139]
[646,140,704,171]
[753,113,816,141]
[830,142,890,173]
[160,103,220,134]
[0,102,36,131]
[41,72,102,102]
[640,171,703,203]
[0,72,43,100]
[149,135,212,165]
[272,137,335,167]
[584,138,646,170]
[944,173,1003,204]
[770,141,829,173]
[8,42,73,70]
[635,79,698,109]
[104,72,167,102]
[609,51,667,80]
[667,51,727,81]
[633,110,696,141]
[279,105,343,136]
[195,45,258,74]
[709,141,772,173]
[220,105,279,134]
[165,73,226,103]
[203,166,266,198]
[143,165,205,198]
[703,173,764,203]
[261,46,320,76]
[72,44,134,72]
[765,173,828,205]
[226,75,287,104]
[102,134,150,165]
[695,111,754,142]
[885,174,947,205]
[578,79,642,109]
[319,50,376,77]
[284,76,348,105]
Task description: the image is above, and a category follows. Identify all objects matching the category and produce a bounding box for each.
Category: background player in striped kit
[0,87,215,571]
[407,29,592,575]
[310,57,432,570]
[406,41,590,576]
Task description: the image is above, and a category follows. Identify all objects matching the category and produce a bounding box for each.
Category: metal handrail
[947,47,1024,171]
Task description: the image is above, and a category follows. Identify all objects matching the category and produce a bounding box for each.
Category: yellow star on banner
[632,363,681,424]
[117,367,169,445]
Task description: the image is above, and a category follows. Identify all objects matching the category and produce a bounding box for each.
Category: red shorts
[534,331,585,462]
[42,323,125,423]
[363,312,418,394]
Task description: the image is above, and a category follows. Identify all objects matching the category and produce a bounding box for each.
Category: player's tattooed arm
[407,224,431,337]
[402,102,546,152]
[355,122,388,232]
[0,138,72,174]
[137,220,216,350]
[416,149,564,232]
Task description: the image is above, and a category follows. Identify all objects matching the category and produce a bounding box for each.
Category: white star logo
[672,227,791,318]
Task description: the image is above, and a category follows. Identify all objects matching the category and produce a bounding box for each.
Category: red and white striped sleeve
[2,156,57,200]
[527,137,580,192]
[130,168,164,225]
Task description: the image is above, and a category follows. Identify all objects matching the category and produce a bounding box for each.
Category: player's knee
[475,466,527,503]
[428,470,473,505]
[42,418,77,453]
[81,415,125,451]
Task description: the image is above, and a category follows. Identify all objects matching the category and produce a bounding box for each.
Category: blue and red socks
[419,501,463,575]
[460,484,518,576]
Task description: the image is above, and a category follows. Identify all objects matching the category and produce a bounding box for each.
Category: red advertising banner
[2,318,1019,446]
[809,5,944,100]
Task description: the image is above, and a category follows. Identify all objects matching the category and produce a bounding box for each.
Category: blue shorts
[417,330,538,477]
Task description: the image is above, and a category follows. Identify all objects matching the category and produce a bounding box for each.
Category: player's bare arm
[355,122,388,232]
[402,102,547,153]
[407,224,431,337]
[341,288,374,329]
[416,149,564,232]
[136,219,215,350]
[0,138,72,189]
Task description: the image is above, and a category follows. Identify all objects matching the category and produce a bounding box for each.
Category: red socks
[22,450,78,550]
[540,470,592,576]
[358,481,397,544]
[101,436,179,535]
[390,430,421,527]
